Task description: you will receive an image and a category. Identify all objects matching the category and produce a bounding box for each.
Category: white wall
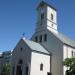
[31,30,63,75]
[63,45,75,75]
[11,39,31,75]
[47,6,58,33]
[30,52,50,75]
[47,6,57,24]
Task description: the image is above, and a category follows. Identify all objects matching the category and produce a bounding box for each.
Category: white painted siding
[11,39,31,75]
[30,52,50,75]
[63,45,75,75]
[47,6,57,24]
[47,6,58,33]
[31,30,63,75]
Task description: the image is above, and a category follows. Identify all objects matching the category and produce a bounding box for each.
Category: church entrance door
[16,65,22,75]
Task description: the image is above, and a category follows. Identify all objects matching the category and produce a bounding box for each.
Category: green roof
[22,37,49,54]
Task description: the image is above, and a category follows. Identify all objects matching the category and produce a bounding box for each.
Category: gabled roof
[51,31,75,48]
[22,37,49,55]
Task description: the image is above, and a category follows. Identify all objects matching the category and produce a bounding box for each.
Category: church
[11,1,75,75]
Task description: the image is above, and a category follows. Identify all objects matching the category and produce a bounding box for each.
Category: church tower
[36,1,58,33]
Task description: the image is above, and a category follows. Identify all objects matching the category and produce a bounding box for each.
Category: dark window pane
[25,66,28,75]
[35,36,38,42]
[51,14,53,20]
[72,51,73,57]
[41,13,44,20]
[47,72,51,75]
[20,47,23,51]
[39,35,42,42]
[19,59,23,64]
[44,34,47,41]
[40,63,43,71]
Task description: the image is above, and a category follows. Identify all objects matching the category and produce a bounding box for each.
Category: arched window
[40,63,43,71]
[19,59,23,64]
[44,34,47,41]
[39,35,42,42]
[41,13,44,20]
[35,36,38,42]
[20,47,23,51]
[25,66,29,75]
[51,13,53,20]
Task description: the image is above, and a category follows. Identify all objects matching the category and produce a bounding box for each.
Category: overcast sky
[0,0,75,52]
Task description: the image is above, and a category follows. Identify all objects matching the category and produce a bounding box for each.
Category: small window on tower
[40,63,43,71]
[72,51,73,57]
[39,35,42,42]
[51,13,53,20]
[41,13,44,20]
[35,36,38,42]
[44,34,47,41]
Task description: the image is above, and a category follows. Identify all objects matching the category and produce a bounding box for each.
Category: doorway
[16,65,22,75]
[16,59,23,75]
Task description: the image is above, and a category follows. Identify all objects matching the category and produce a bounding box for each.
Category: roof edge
[37,1,57,11]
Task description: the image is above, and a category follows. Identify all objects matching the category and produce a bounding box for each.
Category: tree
[63,57,75,75]
[1,63,11,75]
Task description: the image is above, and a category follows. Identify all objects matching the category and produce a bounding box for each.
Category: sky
[0,0,75,52]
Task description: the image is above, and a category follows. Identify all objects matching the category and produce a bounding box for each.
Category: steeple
[36,1,58,33]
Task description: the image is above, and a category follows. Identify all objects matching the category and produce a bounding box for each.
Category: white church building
[11,1,75,75]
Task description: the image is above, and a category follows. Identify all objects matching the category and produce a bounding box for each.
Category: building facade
[0,50,12,74]
[11,1,75,75]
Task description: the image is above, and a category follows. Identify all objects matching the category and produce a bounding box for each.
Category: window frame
[40,63,43,71]
[44,34,47,41]
[35,36,38,42]
[41,13,44,20]
[51,13,53,21]
[39,35,42,42]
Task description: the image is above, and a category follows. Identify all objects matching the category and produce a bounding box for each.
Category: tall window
[35,36,38,42]
[40,63,43,71]
[72,50,75,57]
[19,59,23,64]
[20,47,23,51]
[41,13,44,20]
[47,72,51,75]
[44,34,47,41]
[72,51,73,57]
[25,66,28,75]
[39,35,42,42]
[51,13,53,20]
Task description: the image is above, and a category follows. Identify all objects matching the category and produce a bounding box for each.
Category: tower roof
[37,1,57,11]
